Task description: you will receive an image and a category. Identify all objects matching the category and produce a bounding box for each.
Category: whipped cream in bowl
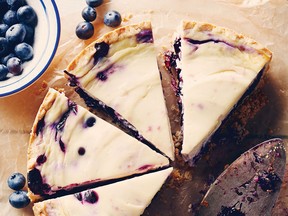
[0,0,61,97]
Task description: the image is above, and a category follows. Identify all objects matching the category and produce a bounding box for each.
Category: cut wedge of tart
[170,21,272,163]
[27,88,169,202]
[64,21,174,160]
[33,167,172,216]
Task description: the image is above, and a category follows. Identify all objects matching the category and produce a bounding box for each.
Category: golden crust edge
[33,203,49,216]
[182,20,272,60]
[65,21,152,75]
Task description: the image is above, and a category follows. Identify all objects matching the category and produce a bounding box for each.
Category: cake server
[197,138,286,216]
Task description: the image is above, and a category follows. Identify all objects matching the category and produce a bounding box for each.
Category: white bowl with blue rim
[0,0,61,97]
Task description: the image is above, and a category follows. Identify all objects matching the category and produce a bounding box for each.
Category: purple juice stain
[28,168,51,195]
[96,64,121,81]
[138,164,153,171]
[36,116,45,135]
[84,190,99,204]
[36,154,47,165]
[53,100,77,152]
[257,170,281,192]
[185,37,253,53]
[136,29,153,43]
[94,42,109,64]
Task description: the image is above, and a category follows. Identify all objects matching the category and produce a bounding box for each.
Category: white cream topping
[75,38,174,160]
[28,89,169,193]
[33,168,172,216]
[181,35,269,160]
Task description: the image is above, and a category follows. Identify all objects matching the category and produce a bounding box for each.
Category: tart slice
[33,167,172,216]
[176,21,272,162]
[64,21,174,160]
[27,88,169,202]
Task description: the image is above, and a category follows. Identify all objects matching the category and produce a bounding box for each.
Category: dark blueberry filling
[64,70,79,87]
[173,37,181,57]
[59,138,66,153]
[257,171,281,192]
[74,192,83,202]
[78,147,86,156]
[36,154,47,165]
[136,29,153,43]
[93,41,109,64]
[27,168,51,195]
[85,117,96,127]
[36,116,45,136]
[53,100,77,152]
[83,190,98,204]
[185,38,250,53]
[217,206,245,216]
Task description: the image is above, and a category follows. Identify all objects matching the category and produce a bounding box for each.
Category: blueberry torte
[166,21,272,163]
[64,21,174,160]
[27,88,169,202]
[33,167,172,216]
[27,20,275,216]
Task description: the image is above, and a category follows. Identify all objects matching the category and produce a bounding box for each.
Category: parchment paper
[0,0,287,215]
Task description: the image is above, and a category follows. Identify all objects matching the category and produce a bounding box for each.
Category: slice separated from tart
[177,21,272,162]
[27,88,169,202]
[64,21,174,160]
[33,167,172,216]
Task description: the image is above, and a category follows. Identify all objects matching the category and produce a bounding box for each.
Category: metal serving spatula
[197,138,286,216]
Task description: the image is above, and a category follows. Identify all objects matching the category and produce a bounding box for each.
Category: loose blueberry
[76,21,94,40]
[7,172,26,190]
[17,5,37,26]
[0,2,9,19]
[82,6,97,22]
[1,52,15,65]
[85,0,103,7]
[6,0,26,10]
[9,190,30,209]
[6,23,26,45]
[0,37,9,56]
[0,24,9,37]
[3,10,18,26]
[14,42,33,61]
[0,64,8,80]
[103,10,122,27]
[23,24,34,44]
[6,57,22,75]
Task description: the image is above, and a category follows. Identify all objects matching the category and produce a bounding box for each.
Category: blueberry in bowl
[0,0,61,97]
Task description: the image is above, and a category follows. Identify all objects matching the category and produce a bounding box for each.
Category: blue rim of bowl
[0,0,61,97]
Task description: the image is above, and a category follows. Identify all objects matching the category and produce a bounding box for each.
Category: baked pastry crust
[182,21,272,60]
[66,21,152,77]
